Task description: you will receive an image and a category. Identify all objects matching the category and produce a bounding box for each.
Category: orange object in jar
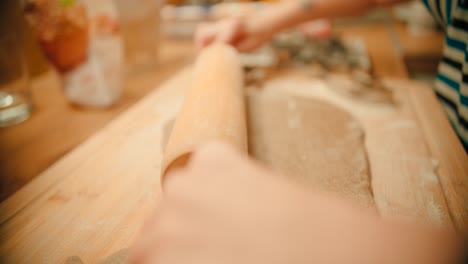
[24,0,90,72]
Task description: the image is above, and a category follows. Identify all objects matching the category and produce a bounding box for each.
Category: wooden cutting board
[0,67,467,263]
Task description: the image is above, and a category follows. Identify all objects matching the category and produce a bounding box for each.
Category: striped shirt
[422,0,468,151]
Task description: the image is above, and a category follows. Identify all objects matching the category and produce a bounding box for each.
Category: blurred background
[0,0,444,201]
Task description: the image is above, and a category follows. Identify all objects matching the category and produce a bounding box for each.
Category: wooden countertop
[1,20,467,263]
[393,21,444,74]
[0,21,442,201]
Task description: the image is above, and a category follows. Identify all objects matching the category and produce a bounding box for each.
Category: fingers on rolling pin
[161,44,248,184]
[163,141,245,194]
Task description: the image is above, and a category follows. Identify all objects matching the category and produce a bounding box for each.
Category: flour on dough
[247,91,375,208]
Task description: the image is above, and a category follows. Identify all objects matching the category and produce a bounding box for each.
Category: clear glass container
[0,35,33,127]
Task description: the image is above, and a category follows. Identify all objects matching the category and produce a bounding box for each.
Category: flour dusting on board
[252,75,448,226]
[427,195,445,224]
[247,90,375,209]
[73,216,121,232]
[286,99,303,129]
[421,160,440,186]
[372,151,447,224]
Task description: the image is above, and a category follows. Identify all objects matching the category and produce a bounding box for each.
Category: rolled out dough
[247,91,375,208]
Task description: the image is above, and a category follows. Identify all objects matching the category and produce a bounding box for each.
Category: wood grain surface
[1,63,466,263]
[408,82,468,235]
[2,20,461,264]
[393,22,444,74]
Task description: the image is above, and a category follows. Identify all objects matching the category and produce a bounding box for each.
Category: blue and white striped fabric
[422,0,468,151]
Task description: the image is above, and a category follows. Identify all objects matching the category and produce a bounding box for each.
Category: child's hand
[194,18,274,52]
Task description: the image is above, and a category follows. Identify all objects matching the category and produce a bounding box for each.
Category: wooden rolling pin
[161,44,247,180]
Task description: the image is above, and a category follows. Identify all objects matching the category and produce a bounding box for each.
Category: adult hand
[131,142,461,264]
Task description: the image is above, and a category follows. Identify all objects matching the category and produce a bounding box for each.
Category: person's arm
[250,0,409,34]
[195,0,410,51]
[252,0,404,31]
